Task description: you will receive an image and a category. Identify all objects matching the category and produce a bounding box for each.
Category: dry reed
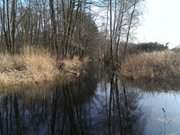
[121,51,180,79]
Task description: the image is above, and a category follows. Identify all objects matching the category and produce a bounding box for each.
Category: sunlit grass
[121,51,180,79]
[0,47,88,89]
[0,47,59,87]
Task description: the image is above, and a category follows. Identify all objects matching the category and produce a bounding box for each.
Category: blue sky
[136,0,180,48]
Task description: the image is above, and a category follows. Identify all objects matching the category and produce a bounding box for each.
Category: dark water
[0,64,180,135]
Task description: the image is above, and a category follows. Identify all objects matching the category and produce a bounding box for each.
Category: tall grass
[0,47,59,87]
[0,46,88,88]
[121,51,180,79]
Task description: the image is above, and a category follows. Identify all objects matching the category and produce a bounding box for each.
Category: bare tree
[0,0,142,62]
[49,0,58,56]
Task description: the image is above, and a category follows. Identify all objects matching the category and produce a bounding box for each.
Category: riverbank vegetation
[121,50,180,79]
[0,47,56,87]
[0,0,99,87]
[1,0,180,86]
[0,47,88,88]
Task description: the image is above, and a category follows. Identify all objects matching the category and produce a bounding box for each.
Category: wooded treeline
[0,0,143,59]
[0,0,99,56]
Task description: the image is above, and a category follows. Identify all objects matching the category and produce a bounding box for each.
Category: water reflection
[0,71,98,135]
[108,75,145,135]
[1,64,180,135]
[125,78,180,91]
[0,68,146,135]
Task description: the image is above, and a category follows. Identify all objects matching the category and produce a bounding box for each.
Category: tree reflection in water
[100,73,145,135]
[0,69,146,135]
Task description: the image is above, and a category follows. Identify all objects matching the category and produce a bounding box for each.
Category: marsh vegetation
[0,0,180,135]
[121,50,180,79]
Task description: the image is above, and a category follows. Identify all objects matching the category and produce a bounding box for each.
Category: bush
[127,42,168,54]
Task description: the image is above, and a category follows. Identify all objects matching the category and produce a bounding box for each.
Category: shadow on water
[0,63,98,135]
[104,73,145,135]
[124,78,180,91]
[1,63,180,135]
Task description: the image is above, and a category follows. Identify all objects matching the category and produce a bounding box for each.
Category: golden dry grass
[0,47,59,87]
[57,56,89,81]
[121,51,180,79]
[0,47,88,88]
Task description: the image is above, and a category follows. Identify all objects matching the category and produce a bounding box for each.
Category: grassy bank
[0,47,87,88]
[121,51,180,79]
